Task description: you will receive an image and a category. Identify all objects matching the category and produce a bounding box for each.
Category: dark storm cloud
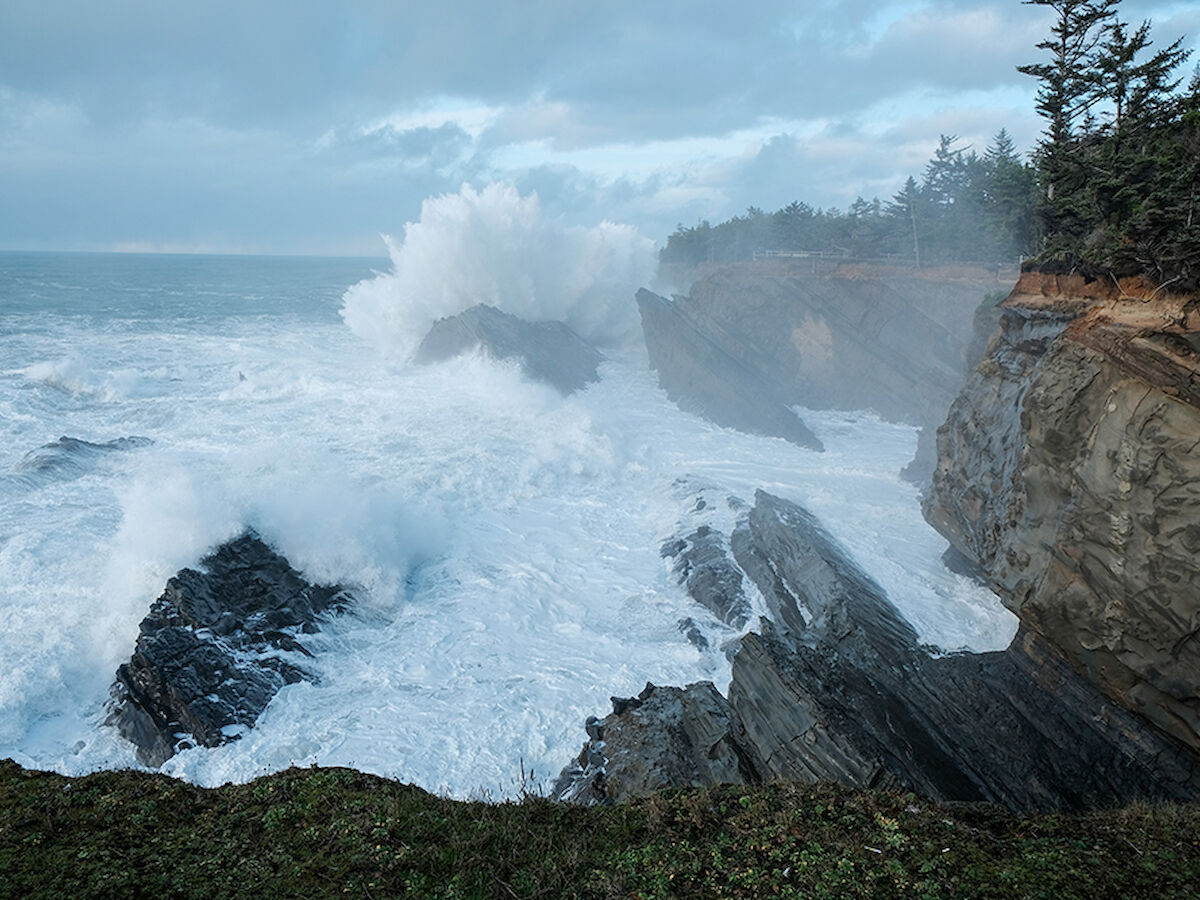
[0,1,1194,252]
[328,122,473,167]
[0,1,1038,140]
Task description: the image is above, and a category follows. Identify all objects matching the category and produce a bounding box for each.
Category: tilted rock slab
[558,490,1200,811]
[637,288,824,450]
[925,275,1200,754]
[108,533,351,766]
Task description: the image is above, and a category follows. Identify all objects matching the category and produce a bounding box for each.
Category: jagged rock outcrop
[637,289,823,450]
[925,273,1200,754]
[640,264,1011,472]
[558,489,1200,811]
[415,304,602,394]
[107,533,351,766]
[661,525,751,630]
[552,682,762,805]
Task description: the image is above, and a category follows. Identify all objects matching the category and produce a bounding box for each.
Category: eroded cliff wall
[642,262,1011,476]
[925,273,1200,753]
[654,263,1007,418]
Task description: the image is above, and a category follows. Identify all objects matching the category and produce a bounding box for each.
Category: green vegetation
[665,0,1200,291]
[1018,0,1200,290]
[2,760,1197,898]
[660,130,1038,269]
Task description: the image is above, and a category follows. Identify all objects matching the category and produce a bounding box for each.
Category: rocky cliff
[556,488,1200,812]
[640,263,1010,475]
[925,272,1200,755]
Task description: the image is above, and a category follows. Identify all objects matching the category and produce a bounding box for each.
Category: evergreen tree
[888,177,925,267]
[1017,0,1197,288]
[982,129,1040,259]
[1017,0,1120,247]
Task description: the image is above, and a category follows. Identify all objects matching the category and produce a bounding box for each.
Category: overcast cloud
[1,0,1196,255]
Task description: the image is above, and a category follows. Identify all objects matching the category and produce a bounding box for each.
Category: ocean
[0,243,1016,797]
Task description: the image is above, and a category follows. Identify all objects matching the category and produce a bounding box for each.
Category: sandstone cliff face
[925,273,1200,754]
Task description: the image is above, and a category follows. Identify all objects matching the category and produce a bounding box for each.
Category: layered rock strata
[639,264,1010,472]
[637,288,824,450]
[415,303,602,394]
[108,533,351,766]
[925,273,1200,754]
[558,490,1200,811]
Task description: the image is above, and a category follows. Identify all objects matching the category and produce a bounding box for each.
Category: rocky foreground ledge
[3,760,1198,899]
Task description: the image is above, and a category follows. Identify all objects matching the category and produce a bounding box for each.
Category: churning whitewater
[0,186,1016,797]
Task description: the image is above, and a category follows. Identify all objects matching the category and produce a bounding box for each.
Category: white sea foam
[0,249,1017,798]
[340,183,657,358]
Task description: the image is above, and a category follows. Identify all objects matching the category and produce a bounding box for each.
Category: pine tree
[983,129,1040,259]
[1095,17,1190,140]
[888,177,925,267]
[1017,0,1120,250]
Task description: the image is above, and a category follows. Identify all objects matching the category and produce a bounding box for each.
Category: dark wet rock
[414,304,602,394]
[559,490,1200,811]
[637,289,823,450]
[661,525,751,629]
[677,618,709,651]
[107,532,351,766]
[552,682,763,805]
[12,435,153,483]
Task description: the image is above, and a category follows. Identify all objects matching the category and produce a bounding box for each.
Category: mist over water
[0,201,1016,796]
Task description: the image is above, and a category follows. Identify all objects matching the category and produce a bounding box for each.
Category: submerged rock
[107,532,351,766]
[415,304,602,394]
[558,490,1200,811]
[12,435,153,483]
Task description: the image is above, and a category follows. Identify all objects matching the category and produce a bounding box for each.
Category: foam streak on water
[0,249,1016,797]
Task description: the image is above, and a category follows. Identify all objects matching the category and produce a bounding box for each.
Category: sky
[1,0,1197,256]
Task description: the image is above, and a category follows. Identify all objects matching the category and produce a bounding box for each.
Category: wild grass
[1,759,1197,898]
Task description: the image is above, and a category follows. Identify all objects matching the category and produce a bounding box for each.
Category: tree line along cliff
[663,0,1200,292]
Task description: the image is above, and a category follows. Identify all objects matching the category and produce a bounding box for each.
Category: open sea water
[0,246,1016,797]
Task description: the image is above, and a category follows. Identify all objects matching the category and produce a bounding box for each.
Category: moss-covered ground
[1,759,1197,898]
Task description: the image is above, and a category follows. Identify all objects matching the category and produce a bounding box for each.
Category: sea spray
[340,182,657,358]
[0,250,1016,796]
